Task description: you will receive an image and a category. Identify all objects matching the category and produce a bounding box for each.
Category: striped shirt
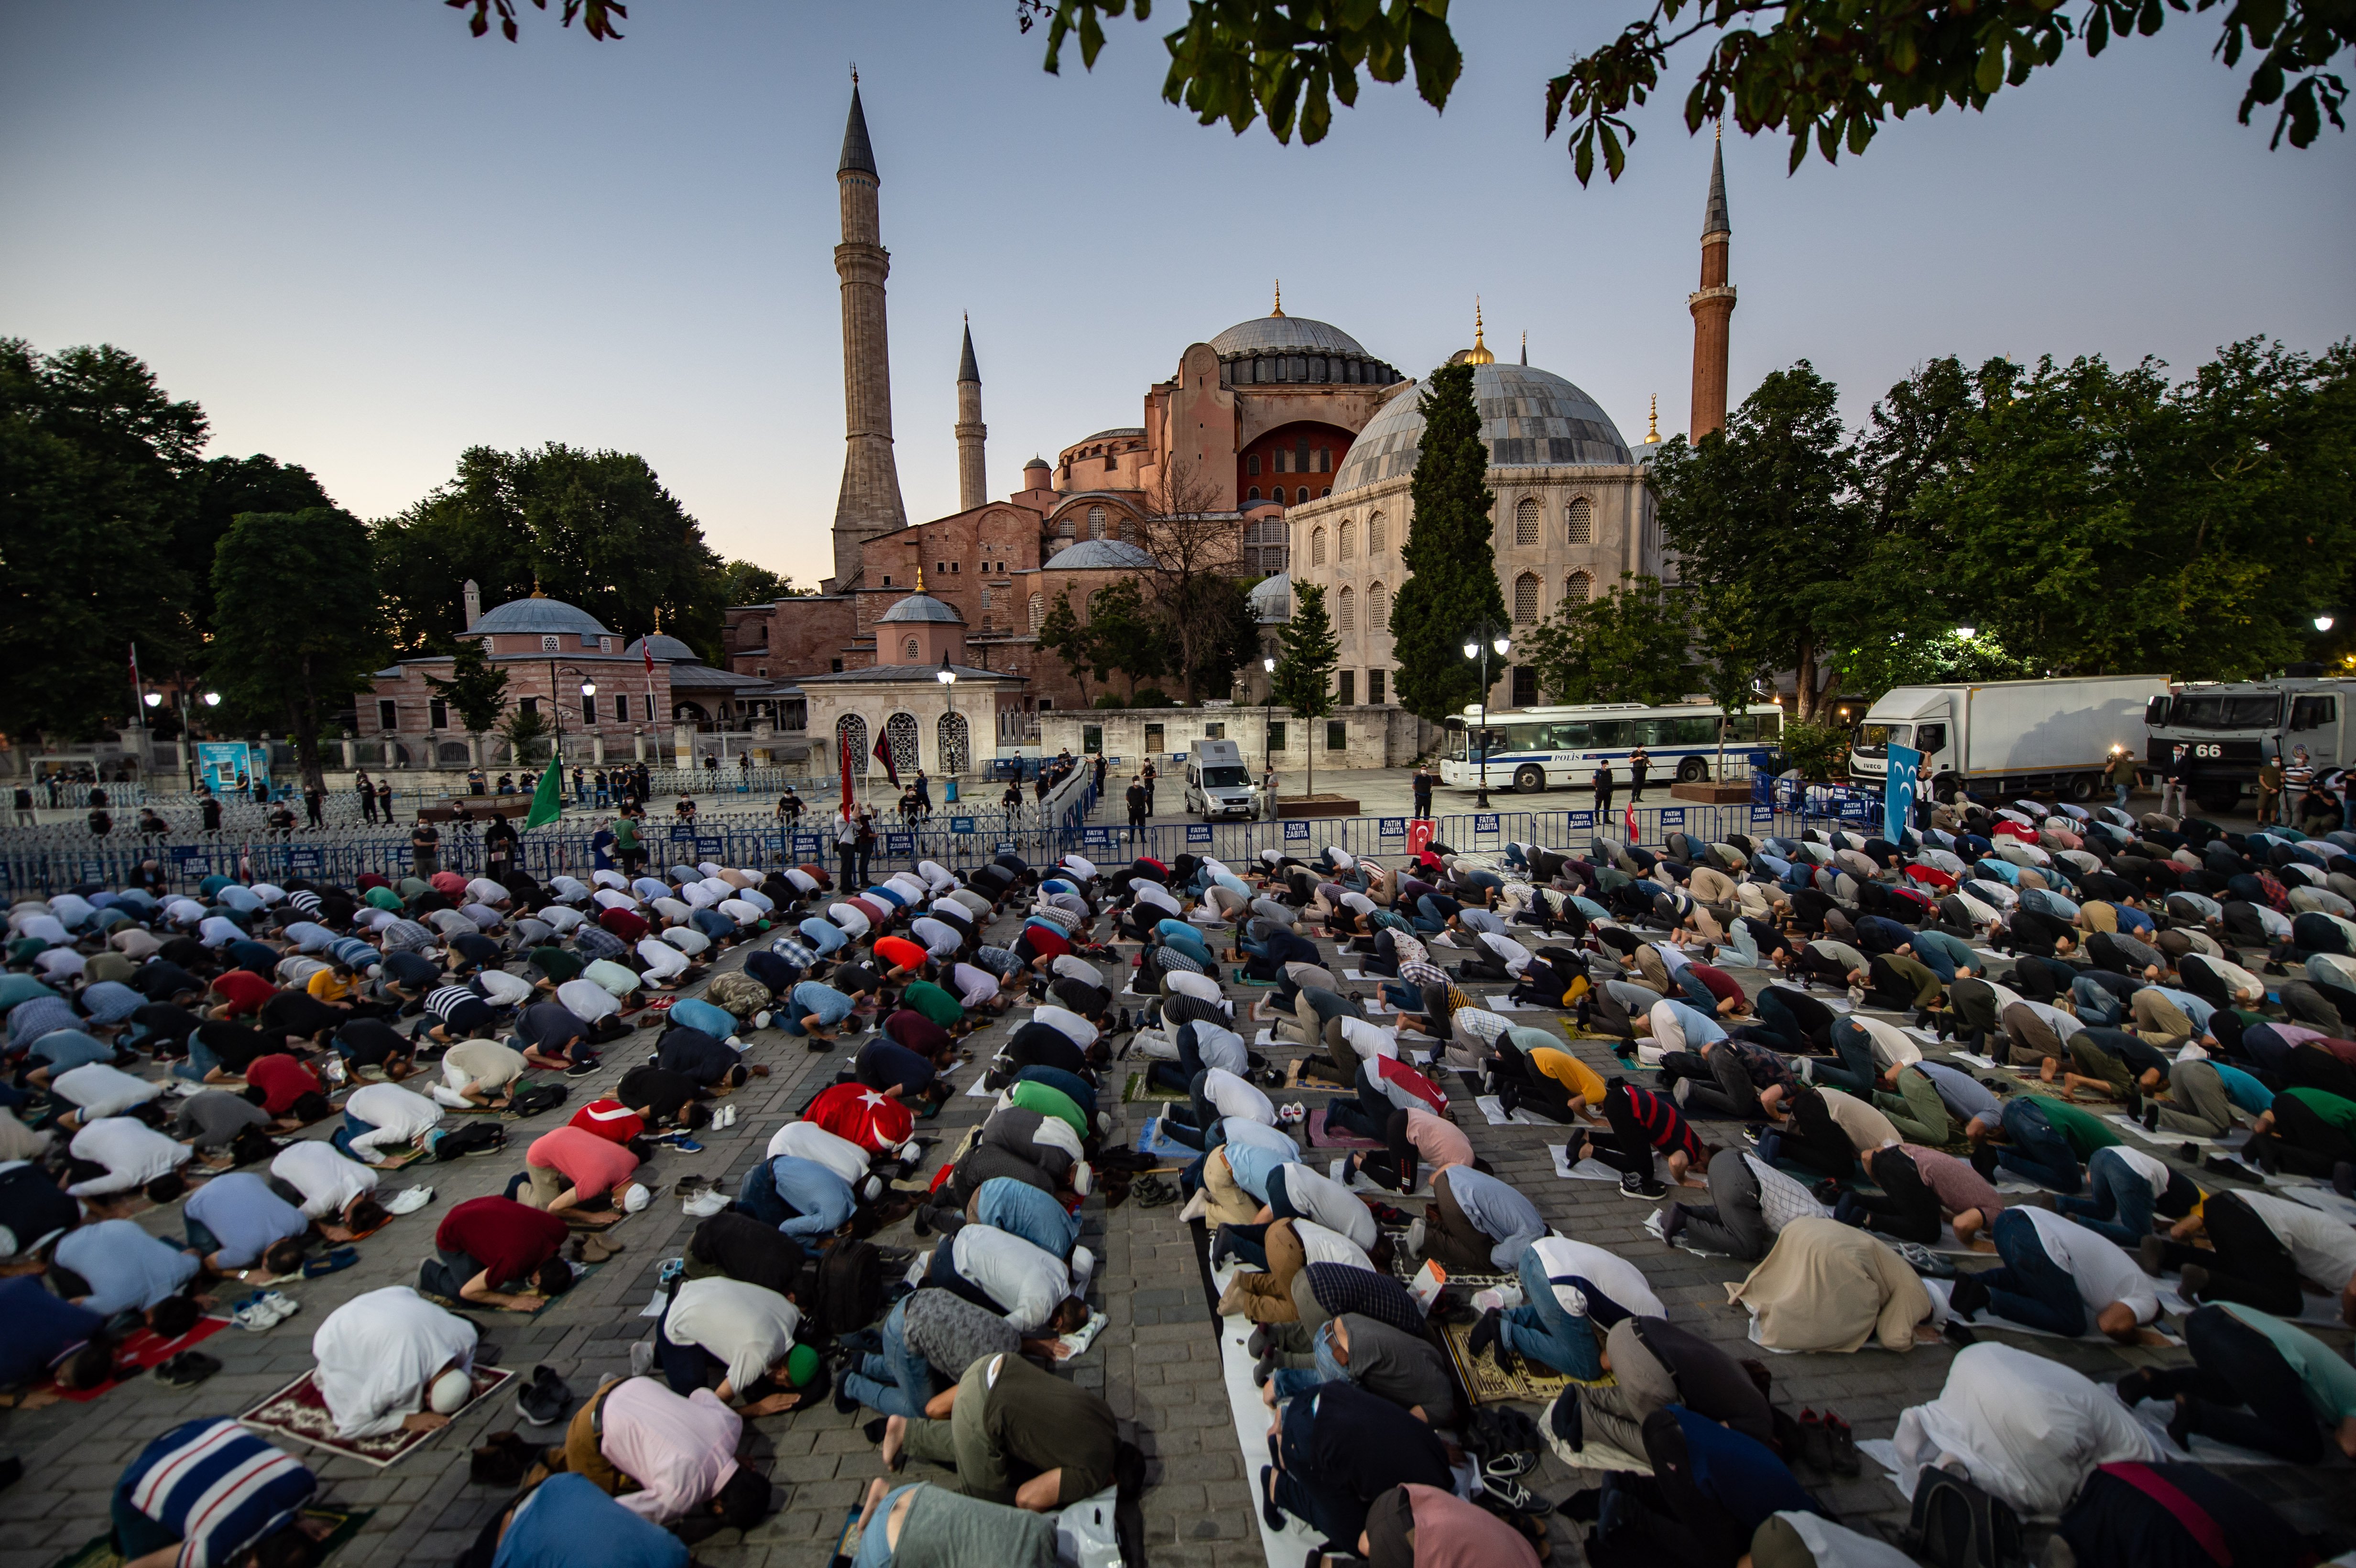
[120,1419,315,1568]
[422,983,484,1021]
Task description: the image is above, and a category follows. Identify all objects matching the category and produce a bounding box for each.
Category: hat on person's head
[429,1368,474,1414]
[784,1343,822,1388]
[622,1182,651,1214]
[1362,1486,1418,1568]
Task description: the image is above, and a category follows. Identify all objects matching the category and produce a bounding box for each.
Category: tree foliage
[718,559,801,605]
[1271,580,1341,795]
[423,638,512,736]
[1389,361,1505,724]
[1037,588,1095,705]
[0,339,208,739]
[207,509,389,791]
[448,0,624,43]
[1019,0,2348,181]
[1524,573,1696,705]
[498,704,553,766]
[372,443,731,661]
[1083,578,1167,701]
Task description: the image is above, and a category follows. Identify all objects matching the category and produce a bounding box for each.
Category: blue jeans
[1814,1018,1879,1095]
[1147,1023,1212,1092]
[2056,1147,2159,1247]
[331,1110,377,1161]
[1498,1247,1603,1378]
[1268,1321,1349,1400]
[840,1298,929,1418]
[2115,785,2132,809]
[1412,896,1448,933]
[1996,1098,2082,1194]
[2070,976,2126,1028]
[171,1037,224,1083]
[1977,1208,2085,1336]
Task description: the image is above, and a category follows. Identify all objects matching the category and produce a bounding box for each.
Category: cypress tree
[1388,360,1505,723]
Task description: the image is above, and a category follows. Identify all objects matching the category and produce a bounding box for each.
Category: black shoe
[1618,1172,1669,1201]
[834,1376,861,1416]
[1260,1466,1285,1533]
[1947,1275,1990,1321]
[563,1057,600,1078]
[2141,1104,2160,1133]
[1970,1144,2000,1182]
[1467,1307,1504,1362]
[515,1364,573,1428]
[863,1416,889,1444]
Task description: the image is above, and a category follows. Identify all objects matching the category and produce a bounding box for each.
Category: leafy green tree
[0,339,206,740]
[1271,580,1341,797]
[1085,578,1167,701]
[1390,361,1505,723]
[1020,0,2349,181]
[1164,574,1262,701]
[1692,583,1776,777]
[719,559,799,604]
[1652,362,1865,723]
[1524,574,1695,705]
[423,638,512,748]
[1036,588,1096,705]
[207,509,389,792]
[499,705,553,767]
[178,455,336,644]
[1777,719,1852,783]
[373,443,730,660]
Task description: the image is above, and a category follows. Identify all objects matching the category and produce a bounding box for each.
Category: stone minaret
[954,317,987,512]
[830,80,906,591]
[1687,130,1737,441]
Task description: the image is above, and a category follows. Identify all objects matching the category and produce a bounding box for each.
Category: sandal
[154,1351,222,1388]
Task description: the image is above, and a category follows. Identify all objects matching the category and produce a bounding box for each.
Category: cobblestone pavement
[4,823,2351,1568]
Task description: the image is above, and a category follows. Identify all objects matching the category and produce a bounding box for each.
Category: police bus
[1438,701,1783,794]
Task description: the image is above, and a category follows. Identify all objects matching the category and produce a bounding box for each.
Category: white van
[1184,739,1256,819]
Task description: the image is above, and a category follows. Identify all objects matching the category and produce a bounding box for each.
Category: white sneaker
[752,1011,772,1032]
[258,1291,300,1326]
[629,1339,655,1377]
[681,1188,728,1218]
[1069,1244,1096,1296]
[384,1186,436,1216]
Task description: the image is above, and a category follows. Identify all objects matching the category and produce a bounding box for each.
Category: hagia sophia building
[361,85,1735,779]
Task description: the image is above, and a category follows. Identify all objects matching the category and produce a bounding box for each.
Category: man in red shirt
[568,1099,646,1147]
[243,1054,330,1127]
[513,1126,640,1226]
[428,1195,574,1310]
[871,935,929,981]
[207,969,276,1021]
[600,905,651,943]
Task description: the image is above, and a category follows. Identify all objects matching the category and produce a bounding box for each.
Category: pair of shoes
[232,1292,297,1332]
[682,1188,729,1218]
[301,1247,359,1278]
[514,1364,573,1428]
[469,1430,533,1486]
[1618,1172,1668,1201]
[1821,1410,1860,1474]
[154,1350,221,1388]
[1946,1274,1991,1321]
[1794,1409,1836,1470]
[383,1185,436,1216]
[1481,1471,1552,1515]
[709,1104,738,1130]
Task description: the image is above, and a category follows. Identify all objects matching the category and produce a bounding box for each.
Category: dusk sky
[5,2,2349,588]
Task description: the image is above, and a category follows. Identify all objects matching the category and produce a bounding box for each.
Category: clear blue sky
[4,2,2348,589]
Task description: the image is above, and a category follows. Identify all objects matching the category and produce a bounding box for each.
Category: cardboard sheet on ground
[1483,996,1535,1012]
[2273,1180,2356,1225]
[1923,1278,2181,1346]
[1330,1154,1427,1197]
[1476,1094,1558,1128]
[2159,1284,2352,1328]
[1548,1144,1628,1183]
[1205,1263,1335,1567]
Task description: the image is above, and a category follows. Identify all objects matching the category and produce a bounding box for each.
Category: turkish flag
[1623,803,1638,845]
[806,1081,914,1154]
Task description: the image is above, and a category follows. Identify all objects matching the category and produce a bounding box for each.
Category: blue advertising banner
[1884,743,1922,841]
[1186,824,1212,844]
[1473,814,1500,835]
[1659,808,1687,828]
[949,817,976,834]
[1378,818,1407,838]
[1283,820,1310,841]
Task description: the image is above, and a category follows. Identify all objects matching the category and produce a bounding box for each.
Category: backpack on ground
[1902,1467,2028,1568]
[813,1239,884,1336]
[434,1122,506,1160]
[507,1083,569,1119]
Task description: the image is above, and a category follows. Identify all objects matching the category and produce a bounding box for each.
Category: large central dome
[1331,364,1632,495]
[1209,314,1368,359]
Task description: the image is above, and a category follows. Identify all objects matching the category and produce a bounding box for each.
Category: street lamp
[1955,625,1976,641]
[2315,615,2335,633]
[1462,622,1510,808]
[936,653,957,686]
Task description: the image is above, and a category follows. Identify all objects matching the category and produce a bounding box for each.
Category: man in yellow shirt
[1486,1026,1606,1124]
[307,962,360,1010]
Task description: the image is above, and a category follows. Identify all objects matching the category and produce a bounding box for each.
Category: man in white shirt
[766,1120,878,1193]
[2154,1189,2356,1326]
[340,1081,444,1164]
[658,1275,825,1416]
[314,1285,479,1438]
[927,1224,1091,1337]
[1951,1205,2161,1342]
[270,1140,388,1240]
[1262,1162,1377,1252]
[1472,1235,1663,1380]
[48,1062,162,1131]
[66,1116,193,1201]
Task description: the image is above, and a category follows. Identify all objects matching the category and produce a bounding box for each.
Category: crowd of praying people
[0,780,2353,1568]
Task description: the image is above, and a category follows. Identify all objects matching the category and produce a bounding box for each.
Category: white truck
[1846,675,2169,804]
[1182,738,1258,819]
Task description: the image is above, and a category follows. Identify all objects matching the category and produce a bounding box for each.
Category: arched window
[1247,486,1261,501]
[1513,571,1541,624]
[884,712,920,777]
[1271,487,1286,505]
[1338,520,1355,557]
[1338,586,1355,632]
[1566,496,1593,544]
[1367,512,1387,553]
[1320,487,1330,498]
[836,713,870,775]
[1369,580,1389,627]
[1088,506,1106,540]
[1027,592,1045,631]
[1564,571,1592,604]
[1310,527,1327,566]
[903,636,920,661]
[1247,454,1261,476]
[937,711,971,775]
[1515,497,1540,546]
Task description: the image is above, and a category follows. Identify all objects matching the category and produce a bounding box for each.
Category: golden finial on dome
[1644,394,1662,445]
[916,563,926,592]
[1464,297,1495,365]
[1271,280,1284,318]
[653,605,663,632]
[530,576,545,599]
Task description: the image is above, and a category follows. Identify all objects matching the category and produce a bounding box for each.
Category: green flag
[524,750,564,831]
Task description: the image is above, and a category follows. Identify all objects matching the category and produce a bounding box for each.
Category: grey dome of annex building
[621,633,701,663]
[461,596,612,639]
[873,590,966,623]
[1207,309,1403,389]
[1044,538,1156,571]
[1331,363,1632,496]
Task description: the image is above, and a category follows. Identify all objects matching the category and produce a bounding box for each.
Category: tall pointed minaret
[829,75,906,591]
[1687,128,1737,440]
[954,316,987,513]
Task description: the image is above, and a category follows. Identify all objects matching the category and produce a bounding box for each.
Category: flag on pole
[128,642,144,715]
[524,746,565,830]
[1623,802,1638,846]
[838,730,856,814]
[872,735,899,787]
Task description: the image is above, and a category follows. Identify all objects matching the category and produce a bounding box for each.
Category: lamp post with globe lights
[1462,623,1511,808]
[148,688,222,790]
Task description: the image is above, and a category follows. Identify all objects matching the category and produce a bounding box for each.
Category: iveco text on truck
[1848,676,2169,803]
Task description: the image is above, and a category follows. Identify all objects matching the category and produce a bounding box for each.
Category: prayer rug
[42,1315,230,1404]
[1120,1070,1181,1104]
[54,1506,373,1568]
[1303,1107,1381,1150]
[1436,1315,1574,1405]
[1282,1057,1351,1090]
[238,1365,513,1468]
[1133,1118,1199,1161]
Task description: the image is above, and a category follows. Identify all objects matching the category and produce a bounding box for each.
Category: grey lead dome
[1331,363,1633,496]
